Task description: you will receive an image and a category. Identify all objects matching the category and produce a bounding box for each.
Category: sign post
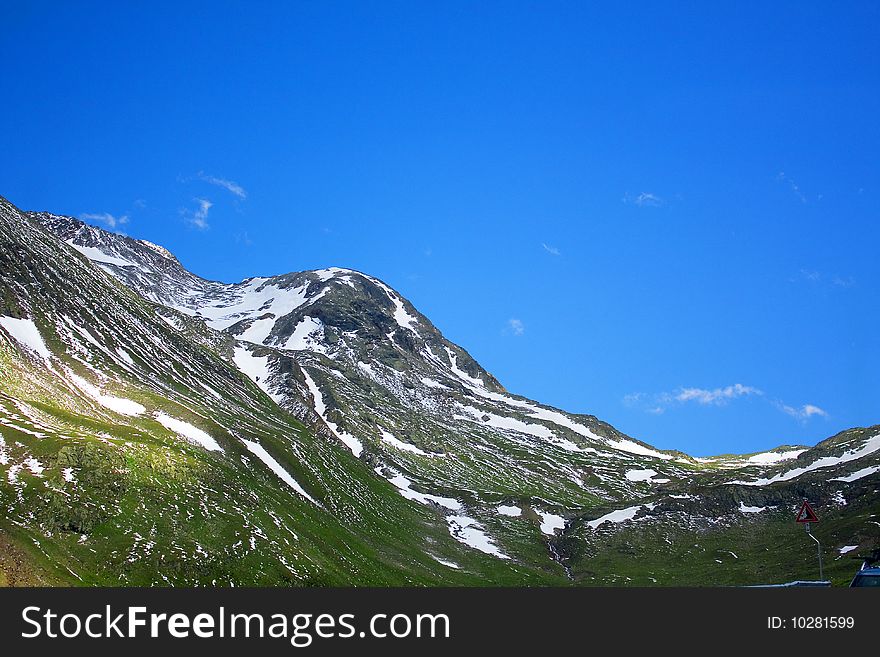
[795,500,823,581]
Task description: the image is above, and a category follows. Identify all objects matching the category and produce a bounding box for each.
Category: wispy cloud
[197,171,247,199]
[675,384,762,405]
[625,383,762,413]
[624,383,828,424]
[541,243,561,256]
[790,268,855,288]
[776,402,828,422]
[777,171,807,203]
[80,212,129,229]
[507,318,525,336]
[183,198,212,230]
[623,192,665,207]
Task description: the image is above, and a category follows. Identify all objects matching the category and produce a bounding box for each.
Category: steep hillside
[0,198,876,586]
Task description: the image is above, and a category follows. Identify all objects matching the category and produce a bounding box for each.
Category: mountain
[1,196,877,586]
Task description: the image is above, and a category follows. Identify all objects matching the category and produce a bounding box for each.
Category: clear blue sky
[2,2,878,456]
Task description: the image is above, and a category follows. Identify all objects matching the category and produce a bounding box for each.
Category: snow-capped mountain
[0,198,877,586]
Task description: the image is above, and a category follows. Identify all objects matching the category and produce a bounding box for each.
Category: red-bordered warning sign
[795,500,819,523]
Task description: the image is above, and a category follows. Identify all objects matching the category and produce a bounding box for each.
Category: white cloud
[541,243,561,256]
[777,402,828,422]
[675,384,762,406]
[507,318,525,336]
[184,198,212,230]
[80,212,129,229]
[197,171,247,199]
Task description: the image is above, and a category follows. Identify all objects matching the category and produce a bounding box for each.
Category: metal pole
[806,523,824,581]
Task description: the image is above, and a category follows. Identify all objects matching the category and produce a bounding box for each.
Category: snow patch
[497,505,522,517]
[830,465,879,483]
[537,511,566,535]
[447,515,509,559]
[233,345,284,404]
[746,449,807,464]
[303,370,363,457]
[67,371,146,416]
[371,278,420,334]
[155,412,222,452]
[444,347,483,387]
[738,502,767,514]
[432,556,461,569]
[587,505,649,529]
[67,241,137,267]
[284,316,326,352]
[383,468,461,510]
[0,316,51,359]
[242,439,318,504]
[625,468,658,482]
[379,428,430,456]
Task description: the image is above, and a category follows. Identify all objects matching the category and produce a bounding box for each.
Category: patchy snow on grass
[155,412,222,452]
[839,545,859,555]
[537,511,566,535]
[303,369,363,457]
[0,316,51,359]
[67,371,146,416]
[497,505,522,517]
[746,449,807,464]
[7,464,22,485]
[625,468,658,482]
[420,377,449,390]
[738,502,767,514]
[379,428,430,456]
[432,556,461,569]
[62,467,76,483]
[242,439,318,505]
[831,465,879,483]
[447,515,509,559]
[732,433,880,486]
[232,344,284,404]
[157,313,182,330]
[24,457,44,477]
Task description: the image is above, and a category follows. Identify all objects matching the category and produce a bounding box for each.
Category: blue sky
[2,2,878,456]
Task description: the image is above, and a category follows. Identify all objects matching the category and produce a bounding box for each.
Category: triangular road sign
[795,500,819,523]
